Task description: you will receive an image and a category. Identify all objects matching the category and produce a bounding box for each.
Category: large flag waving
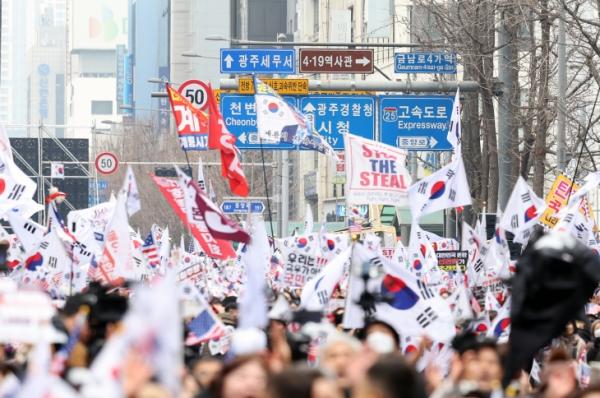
[151,175,236,260]
[176,166,250,244]
[254,77,308,143]
[447,88,461,151]
[408,155,471,219]
[343,242,455,342]
[344,133,411,206]
[206,84,249,197]
[166,84,208,151]
[499,177,546,243]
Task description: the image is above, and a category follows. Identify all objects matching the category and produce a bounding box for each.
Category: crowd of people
[1,244,600,398]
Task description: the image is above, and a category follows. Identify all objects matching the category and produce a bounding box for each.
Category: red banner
[151,175,235,260]
[166,84,209,151]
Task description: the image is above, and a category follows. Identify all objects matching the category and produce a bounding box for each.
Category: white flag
[97,193,133,284]
[407,223,439,278]
[304,204,314,234]
[254,77,309,143]
[0,152,39,218]
[7,211,46,253]
[408,155,471,219]
[447,88,461,151]
[344,133,411,207]
[488,298,511,341]
[158,226,171,273]
[50,163,64,179]
[499,177,546,243]
[120,166,141,216]
[197,156,206,193]
[300,247,351,311]
[566,171,600,210]
[343,242,456,342]
[67,197,116,256]
[239,216,270,330]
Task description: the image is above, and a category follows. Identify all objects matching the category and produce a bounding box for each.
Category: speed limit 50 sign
[178,79,210,111]
[95,152,119,175]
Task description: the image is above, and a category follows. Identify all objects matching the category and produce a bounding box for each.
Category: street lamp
[181,51,219,59]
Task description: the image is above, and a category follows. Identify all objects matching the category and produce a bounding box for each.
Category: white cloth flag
[158,226,171,273]
[197,156,207,193]
[254,77,308,143]
[22,218,72,297]
[304,204,314,234]
[566,171,600,209]
[343,242,456,342]
[239,216,270,330]
[408,155,471,220]
[407,223,439,278]
[120,166,141,216]
[554,201,597,246]
[300,247,351,311]
[499,177,546,244]
[0,152,40,218]
[67,197,116,256]
[97,193,133,284]
[7,211,46,252]
[50,163,64,179]
[447,88,461,151]
[344,133,411,206]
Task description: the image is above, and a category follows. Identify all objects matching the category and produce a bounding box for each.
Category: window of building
[91,100,112,115]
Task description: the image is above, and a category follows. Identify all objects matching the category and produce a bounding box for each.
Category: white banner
[344,134,411,206]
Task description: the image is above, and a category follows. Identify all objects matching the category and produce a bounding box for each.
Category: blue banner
[220,49,295,74]
[300,96,376,149]
[394,52,456,74]
[379,96,453,151]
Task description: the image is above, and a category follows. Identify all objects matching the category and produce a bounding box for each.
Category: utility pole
[557,6,567,171]
[497,4,518,211]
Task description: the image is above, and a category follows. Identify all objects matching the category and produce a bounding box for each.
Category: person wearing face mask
[587,320,600,362]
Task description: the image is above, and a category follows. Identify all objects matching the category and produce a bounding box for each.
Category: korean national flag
[499,177,546,243]
[254,77,308,143]
[408,155,472,220]
[51,163,65,179]
[343,242,456,342]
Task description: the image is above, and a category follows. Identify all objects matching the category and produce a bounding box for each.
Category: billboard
[71,0,128,49]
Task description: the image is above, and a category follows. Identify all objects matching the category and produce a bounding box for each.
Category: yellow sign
[238,78,309,95]
[311,90,370,96]
[539,174,579,228]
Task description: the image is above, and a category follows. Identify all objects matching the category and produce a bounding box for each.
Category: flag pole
[259,138,275,237]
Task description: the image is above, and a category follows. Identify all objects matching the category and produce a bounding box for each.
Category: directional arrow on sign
[356,57,370,66]
[303,102,316,113]
[224,54,234,69]
[238,132,247,144]
[429,137,438,148]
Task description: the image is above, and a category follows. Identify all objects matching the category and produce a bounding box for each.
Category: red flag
[176,166,250,244]
[151,175,236,260]
[207,84,249,197]
[166,84,209,151]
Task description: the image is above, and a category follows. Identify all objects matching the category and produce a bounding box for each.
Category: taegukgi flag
[344,133,411,207]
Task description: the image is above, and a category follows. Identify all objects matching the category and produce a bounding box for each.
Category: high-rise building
[26,0,67,137]
[127,0,169,129]
[65,0,128,137]
[0,0,30,134]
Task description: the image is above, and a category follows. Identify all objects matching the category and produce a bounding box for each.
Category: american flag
[142,233,160,267]
[348,218,362,233]
[185,308,225,346]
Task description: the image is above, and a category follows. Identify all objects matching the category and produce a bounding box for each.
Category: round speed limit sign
[178,79,210,111]
[95,152,119,175]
